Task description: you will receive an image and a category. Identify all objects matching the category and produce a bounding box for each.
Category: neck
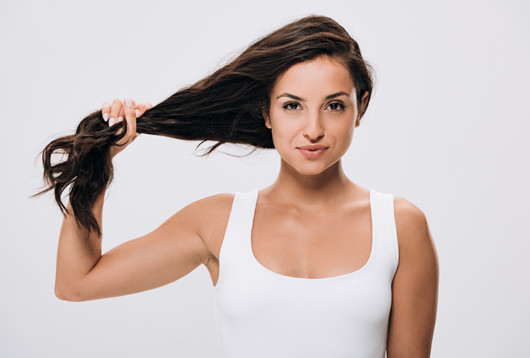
[266,158,356,208]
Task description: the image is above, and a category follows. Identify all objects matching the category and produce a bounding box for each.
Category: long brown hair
[33,14,375,236]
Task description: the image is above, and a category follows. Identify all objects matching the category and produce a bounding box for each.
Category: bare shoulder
[183,192,235,216]
[393,196,433,251]
[178,192,235,262]
[392,195,439,288]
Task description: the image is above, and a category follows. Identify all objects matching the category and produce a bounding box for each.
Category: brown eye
[283,102,300,110]
[328,102,345,111]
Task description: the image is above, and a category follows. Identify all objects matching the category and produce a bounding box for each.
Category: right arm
[54,97,214,301]
[55,190,217,301]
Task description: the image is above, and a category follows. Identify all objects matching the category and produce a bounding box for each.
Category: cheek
[269,116,300,146]
[342,123,355,139]
[331,121,355,150]
[270,125,291,150]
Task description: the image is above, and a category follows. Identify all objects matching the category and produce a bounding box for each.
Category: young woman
[37,15,438,358]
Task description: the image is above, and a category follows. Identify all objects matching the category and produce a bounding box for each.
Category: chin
[280,153,343,177]
[288,160,335,177]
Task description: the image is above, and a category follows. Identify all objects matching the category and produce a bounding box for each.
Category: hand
[101,97,152,158]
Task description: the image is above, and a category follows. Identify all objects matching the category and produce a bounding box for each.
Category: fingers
[101,97,148,143]
[101,102,111,122]
[108,99,123,126]
[131,102,151,139]
[102,99,151,122]
[135,102,152,118]
[102,96,147,159]
[124,95,136,113]
[102,98,150,123]
[123,96,137,136]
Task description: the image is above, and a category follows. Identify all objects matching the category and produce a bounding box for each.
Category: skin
[55,56,438,357]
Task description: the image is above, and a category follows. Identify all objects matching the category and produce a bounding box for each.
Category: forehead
[271,56,355,95]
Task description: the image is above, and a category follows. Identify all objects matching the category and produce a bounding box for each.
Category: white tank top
[213,188,399,358]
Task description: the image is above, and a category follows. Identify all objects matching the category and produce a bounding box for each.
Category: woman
[37,15,438,357]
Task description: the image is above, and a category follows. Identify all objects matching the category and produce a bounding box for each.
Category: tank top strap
[226,188,258,245]
[215,188,259,289]
[370,189,400,276]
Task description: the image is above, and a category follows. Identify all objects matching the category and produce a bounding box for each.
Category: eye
[327,102,345,111]
[283,102,301,111]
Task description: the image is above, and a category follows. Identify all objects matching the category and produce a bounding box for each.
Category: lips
[296,145,329,151]
[296,145,329,159]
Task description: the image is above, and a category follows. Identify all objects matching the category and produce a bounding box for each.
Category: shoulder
[392,196,435,257]
[392,195,438,276]
[177,192,236,261]
[393,196,428,230]
[180,192,235,234]
[184,192,235,213]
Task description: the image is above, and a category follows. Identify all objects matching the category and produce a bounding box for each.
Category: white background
[1,0,529,357]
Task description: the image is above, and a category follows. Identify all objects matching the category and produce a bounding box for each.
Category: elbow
[54,282,85,302]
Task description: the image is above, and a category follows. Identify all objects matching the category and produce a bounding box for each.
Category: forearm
[54,190,105,301]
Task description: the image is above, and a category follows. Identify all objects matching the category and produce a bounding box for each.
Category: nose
[303,111,325,142]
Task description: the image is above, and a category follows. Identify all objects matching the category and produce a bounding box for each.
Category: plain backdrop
[1,0,529,357]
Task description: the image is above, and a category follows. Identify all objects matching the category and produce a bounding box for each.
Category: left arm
[387,197,439,357]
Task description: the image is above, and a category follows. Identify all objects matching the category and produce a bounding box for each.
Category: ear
[355,91,370,127]
[261,105,272,129]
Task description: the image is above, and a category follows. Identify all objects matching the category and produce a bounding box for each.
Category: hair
[32,14,375,237]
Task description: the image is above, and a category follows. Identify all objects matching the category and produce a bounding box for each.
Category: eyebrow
[275,91,350,102]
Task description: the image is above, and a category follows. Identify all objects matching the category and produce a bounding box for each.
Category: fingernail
[135,109,141,117]
[117,116,123,122]
[103,113,109,122]
[125,96,133,108]
[109,117,115,126]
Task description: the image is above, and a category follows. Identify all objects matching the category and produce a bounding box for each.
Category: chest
[249,203,373,279]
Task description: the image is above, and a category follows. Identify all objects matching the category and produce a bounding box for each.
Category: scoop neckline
[248,187,375,281]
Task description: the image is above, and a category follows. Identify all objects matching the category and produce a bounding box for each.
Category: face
[264,55,366,176]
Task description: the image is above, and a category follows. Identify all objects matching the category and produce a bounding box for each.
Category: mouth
[296,146,329,159]
[296,145,329,151]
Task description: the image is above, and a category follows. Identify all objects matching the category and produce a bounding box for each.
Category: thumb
[124,95,136,109]
[123,96,137,135]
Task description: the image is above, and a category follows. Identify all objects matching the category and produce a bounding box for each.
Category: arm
[387,197,439,357]
[54,97,216,301]
[55,190,224,302]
